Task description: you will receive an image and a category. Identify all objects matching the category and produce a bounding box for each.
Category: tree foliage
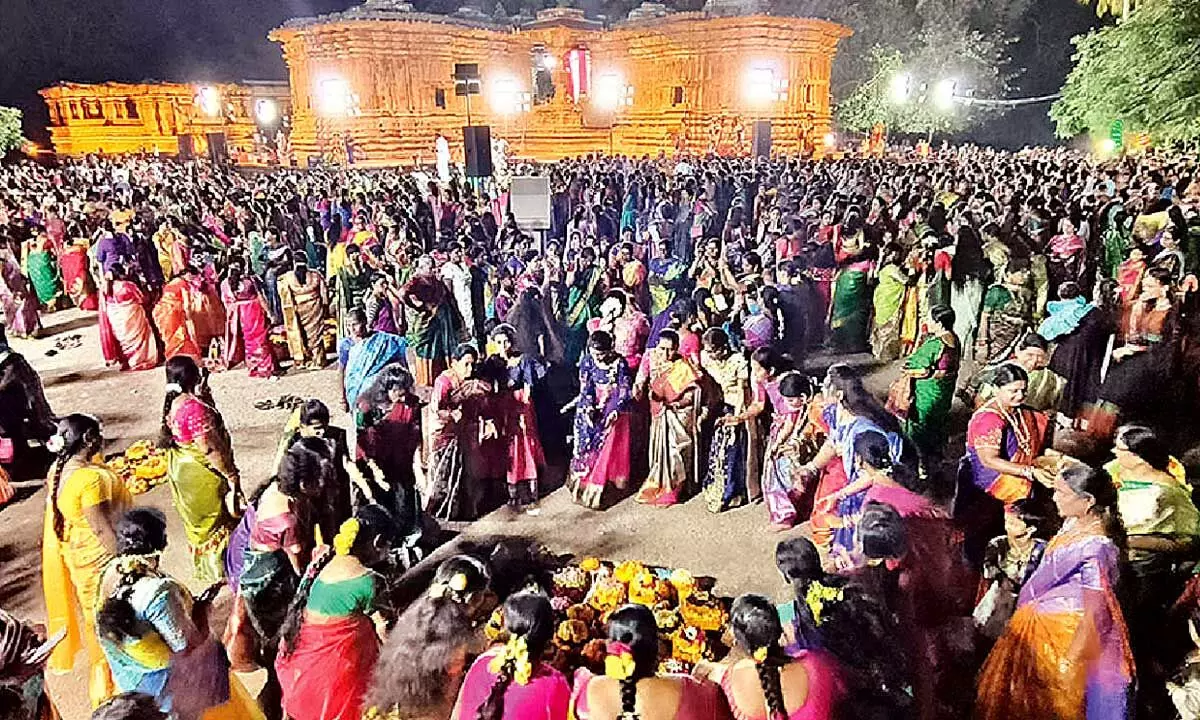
[1051,0,1200,145]
[0,106,24,155]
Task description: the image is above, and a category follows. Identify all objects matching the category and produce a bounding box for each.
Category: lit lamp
[255,99,279,126]
[317,77,355,117]
[744,67,777,106]
[823,132,838,149]
[195,86,221,117]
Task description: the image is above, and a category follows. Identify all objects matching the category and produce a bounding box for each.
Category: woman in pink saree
[221,262,276,378]
[98,264,159,372]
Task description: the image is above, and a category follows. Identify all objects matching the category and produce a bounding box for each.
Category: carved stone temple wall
[40,81,291,160]
[270,0,850,166]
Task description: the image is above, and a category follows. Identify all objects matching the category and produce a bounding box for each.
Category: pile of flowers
[108,441,169,495]
[486,557,730,676]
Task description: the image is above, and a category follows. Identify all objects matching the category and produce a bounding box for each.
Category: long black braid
[46,414,104,540]
[476,592,554,720]
[277,547,336,657]
[619,676,640,719]
[753,654,788,720]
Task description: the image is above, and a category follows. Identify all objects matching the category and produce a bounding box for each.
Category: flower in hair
[604,641,636,681]
[804,581,844,627]
[46,434,65,454]
[449,572,469,593]
[488,635,533,685]
[752,646,769,664]
[333,518,361,556]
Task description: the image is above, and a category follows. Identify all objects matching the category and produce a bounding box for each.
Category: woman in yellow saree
[41,414,132,708]
[160,356,242,584]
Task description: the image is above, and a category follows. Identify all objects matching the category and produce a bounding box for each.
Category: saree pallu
[809,457,849,548]
[568,412,633,510]
[224,295,276,378]
[165,445,235,583]
[405,304,457,387]
[279,273,329,368]
[828,490,869,570]
[275,615,380,720]
[104,285,160,372]
[829,269,870,352]
[975,538,1134,720]
[761,413,819,527]
[26,250,62,305]
[702,406,750,513]
[636,400,698,507]
[872,265,907,362]
[904,337,960,455]
[154,288,202,360]
[42,506,117,708]
[951,279,984,351]
[60,245,98,310]
[427,438,470,521]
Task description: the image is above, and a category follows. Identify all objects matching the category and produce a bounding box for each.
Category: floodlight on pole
[196,86,221,117]
[594,72,630,111]
[890,73,911,104]
[255,99,279,126]
[933,78,958,111]
[316,77,355,117]
[491,76,529,114]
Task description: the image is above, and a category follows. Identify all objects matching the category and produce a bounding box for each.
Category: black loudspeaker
[463,125,493,178]
[177,135,194,160]
[207,133,229,164]
[752,120,772,158]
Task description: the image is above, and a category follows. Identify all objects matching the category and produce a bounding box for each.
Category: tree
[1051,0,1200,145]
[835,28,1012,135]
[0,106,24,155]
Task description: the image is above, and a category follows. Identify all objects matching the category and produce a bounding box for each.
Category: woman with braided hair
[451,592,569,720]
[364,555,495,720]
[274,506,394,720]
[570,604,729,720]
[697,594,842,720]
[40,413,131,708]
[94,508,262,719]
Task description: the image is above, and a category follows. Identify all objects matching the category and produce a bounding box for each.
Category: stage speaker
[177,135,194,160]
[207,133,229,164]
[463,125,493,178]
[752,120,772,158]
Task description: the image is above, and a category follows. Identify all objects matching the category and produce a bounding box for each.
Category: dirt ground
[0,307,909,718]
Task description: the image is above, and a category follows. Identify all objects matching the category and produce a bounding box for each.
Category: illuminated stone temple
[270,0,850,165]
[40,81,291,160]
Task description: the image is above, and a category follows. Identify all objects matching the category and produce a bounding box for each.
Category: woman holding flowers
[570,604,730,720]
[451,592,569,720]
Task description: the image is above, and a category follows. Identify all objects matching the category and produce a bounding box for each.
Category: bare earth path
[1,308,905,717]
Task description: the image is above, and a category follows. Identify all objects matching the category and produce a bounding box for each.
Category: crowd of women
[3,144,1200,718]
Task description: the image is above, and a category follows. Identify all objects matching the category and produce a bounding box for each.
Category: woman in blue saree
[338,309,408,413]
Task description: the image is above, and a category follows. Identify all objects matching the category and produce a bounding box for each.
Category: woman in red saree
[221,262,276,378]
[60,233,98,311]
[153,269,225,360]
[276,507,392,720]
[98,264,159,372]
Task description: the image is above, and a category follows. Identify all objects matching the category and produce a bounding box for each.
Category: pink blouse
[456,651,570,720]
[571,669,732,720]
[718,651,843,720]
[170,396,216,445]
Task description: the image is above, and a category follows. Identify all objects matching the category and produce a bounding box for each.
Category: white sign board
[509,175,552,231]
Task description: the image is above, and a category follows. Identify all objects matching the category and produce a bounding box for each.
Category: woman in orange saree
[975,463,1134,720]
[153,270,225,361]
[59,235,98,311]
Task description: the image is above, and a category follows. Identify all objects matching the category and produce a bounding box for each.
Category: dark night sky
[0,0,1096,148]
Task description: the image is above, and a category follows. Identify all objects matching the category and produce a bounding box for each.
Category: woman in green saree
[160,356,242,584]
[829,214,873,354]
[563,247,605,365]
[23,231,63,309]
[871,245,908,362]
[903,304,961,457]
